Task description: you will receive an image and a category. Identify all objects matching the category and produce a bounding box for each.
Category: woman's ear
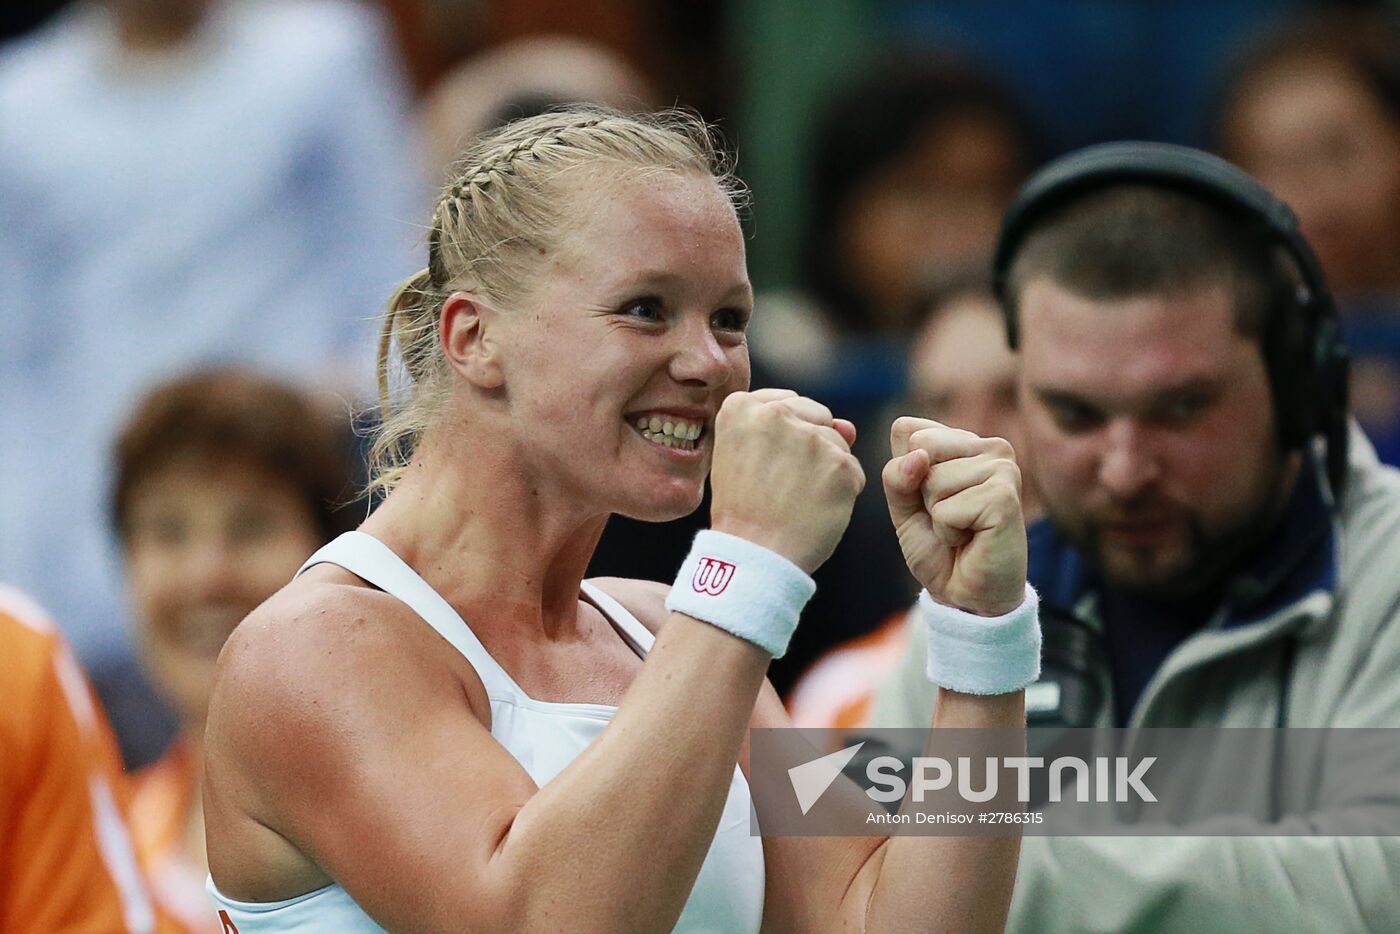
[441,291,505,389]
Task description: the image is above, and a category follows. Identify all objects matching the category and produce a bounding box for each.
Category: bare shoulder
[217,574,444,698]
[205,576,541,924]
[208,574,480,801]
[587,576,670,635]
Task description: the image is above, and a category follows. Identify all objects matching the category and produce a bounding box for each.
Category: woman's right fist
[708,389,865,574]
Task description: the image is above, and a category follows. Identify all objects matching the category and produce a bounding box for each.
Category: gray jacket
[869,426,1400,932]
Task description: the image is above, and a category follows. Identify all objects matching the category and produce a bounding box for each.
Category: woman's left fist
[882,417,1028,616]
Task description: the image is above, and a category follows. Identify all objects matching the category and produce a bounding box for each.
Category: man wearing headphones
[869,144,1400,931]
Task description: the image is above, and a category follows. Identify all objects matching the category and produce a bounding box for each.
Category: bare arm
[596,579,1023,934]
[753,686,1022,934]
[204,389,864,934]
[756,417,1031,933]
[208,581,773,934]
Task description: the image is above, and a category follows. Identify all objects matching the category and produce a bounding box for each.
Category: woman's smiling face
[490,169,753,522]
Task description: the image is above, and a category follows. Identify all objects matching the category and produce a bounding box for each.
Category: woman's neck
[361,429,610,642]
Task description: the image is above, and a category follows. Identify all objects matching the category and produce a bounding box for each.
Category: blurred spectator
[788,278,1037,731]
[748,54,1038,392]
[113,369,358,933]
[0,0,422,671]
[419,34,655,183]
[1218,10,1400,303]
[0,584,156,934]
[902,276,1039,516]
[1217,10,1400,464]
[806,56,1038,336]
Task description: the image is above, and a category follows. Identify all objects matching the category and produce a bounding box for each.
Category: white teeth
[637,426,696,451]
[631,413,703,450]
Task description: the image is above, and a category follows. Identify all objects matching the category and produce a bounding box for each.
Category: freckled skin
[1016,279,1296,597]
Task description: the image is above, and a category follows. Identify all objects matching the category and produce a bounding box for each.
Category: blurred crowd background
[7,0,1400,836]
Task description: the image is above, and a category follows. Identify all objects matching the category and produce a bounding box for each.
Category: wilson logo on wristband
[692,556,736,595]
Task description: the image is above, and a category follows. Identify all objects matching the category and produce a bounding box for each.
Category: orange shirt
[130,741,220,934]
[0,585,157,934]
[786,611,911,735]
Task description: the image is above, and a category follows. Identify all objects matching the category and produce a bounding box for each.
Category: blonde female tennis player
[203,108,1037,933]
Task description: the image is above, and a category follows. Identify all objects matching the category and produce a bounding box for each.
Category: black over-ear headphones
[991,141,1350,504]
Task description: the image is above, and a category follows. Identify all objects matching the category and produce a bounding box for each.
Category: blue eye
[619,298,664,321]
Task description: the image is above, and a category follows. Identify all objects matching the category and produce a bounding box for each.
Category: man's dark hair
[1004,184,1286,341]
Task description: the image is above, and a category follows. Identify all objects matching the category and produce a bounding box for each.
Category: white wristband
[920,584,1041,695]
[665,530,816,658]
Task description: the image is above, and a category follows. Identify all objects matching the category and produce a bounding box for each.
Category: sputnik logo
[789,742,865,815]
[692,557,736,595]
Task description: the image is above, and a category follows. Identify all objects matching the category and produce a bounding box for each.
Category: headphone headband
[992,141,1331,320]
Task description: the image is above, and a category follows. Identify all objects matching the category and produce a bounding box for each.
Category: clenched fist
[883,417,1027,616]
[709,389,865,574]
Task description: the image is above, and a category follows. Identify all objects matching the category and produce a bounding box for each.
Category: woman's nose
[668,320,734,388]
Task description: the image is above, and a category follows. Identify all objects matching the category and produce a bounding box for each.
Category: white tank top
[207,531,765,933]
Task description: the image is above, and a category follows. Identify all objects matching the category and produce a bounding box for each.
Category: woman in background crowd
[419,34,656,184]
[804,58,1037,332]
[113,370,356,933]
[747,55,1039,385]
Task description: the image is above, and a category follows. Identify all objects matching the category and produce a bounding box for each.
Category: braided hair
[369,107,742,496]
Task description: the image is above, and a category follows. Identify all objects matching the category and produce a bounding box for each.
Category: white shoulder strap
[579,580,657,655]
[296,532,521,700]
